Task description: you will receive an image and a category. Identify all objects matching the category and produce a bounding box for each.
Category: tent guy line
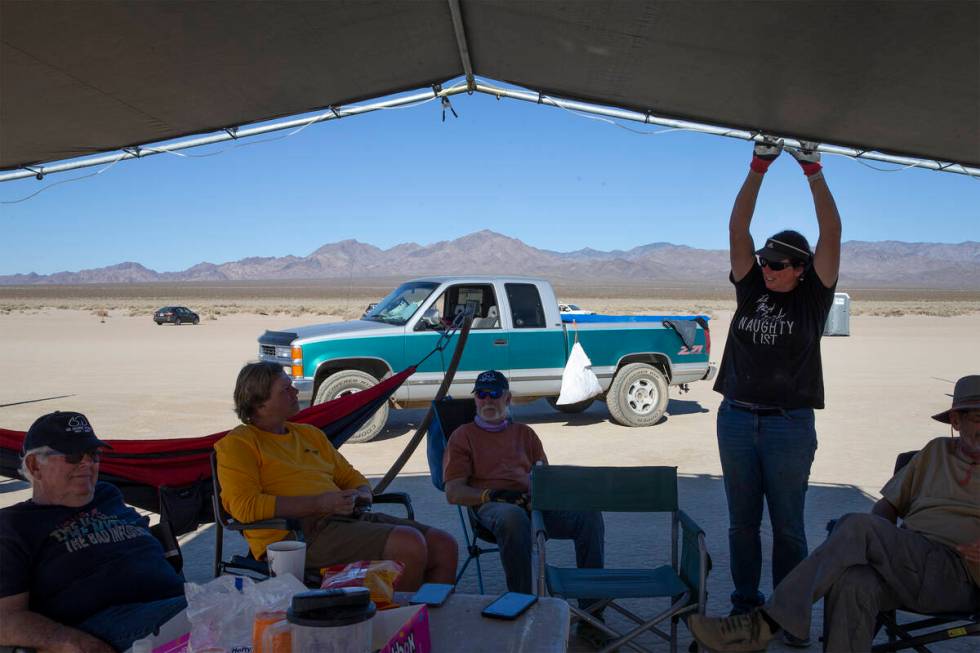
[2,77,977,200]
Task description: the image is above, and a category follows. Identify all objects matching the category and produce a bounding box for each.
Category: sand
[1,305,977,651]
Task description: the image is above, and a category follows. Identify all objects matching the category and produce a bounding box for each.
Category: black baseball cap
[473,370,509,393]
[23,411,111,454]
[755,230,812,263]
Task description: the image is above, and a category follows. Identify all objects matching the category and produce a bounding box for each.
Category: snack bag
[320,560,404,609]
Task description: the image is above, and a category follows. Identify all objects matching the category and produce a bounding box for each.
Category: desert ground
[1,283,978,651]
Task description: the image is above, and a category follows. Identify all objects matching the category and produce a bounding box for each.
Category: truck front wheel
[314,370,389,443]
[606,363,669,427]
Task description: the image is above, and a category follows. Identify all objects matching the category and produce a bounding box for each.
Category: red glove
[789,140,823,176]
[750,137,783,174]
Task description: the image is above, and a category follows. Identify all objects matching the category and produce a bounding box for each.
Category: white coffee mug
[266,540,307,581]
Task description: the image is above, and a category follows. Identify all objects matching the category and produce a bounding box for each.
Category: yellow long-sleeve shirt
[215,422,369,559]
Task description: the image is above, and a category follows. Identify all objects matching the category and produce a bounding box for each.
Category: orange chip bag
[319,560,404,610]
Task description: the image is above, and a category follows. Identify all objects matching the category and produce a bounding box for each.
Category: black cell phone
[409,583,455,607]
[481,592,538,620]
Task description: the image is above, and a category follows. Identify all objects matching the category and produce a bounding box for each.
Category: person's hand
[788,140,823,177]
[750,136,783,174]
[956,538,980,564]
[489,489,530,510]
[353,487,373,507]
[320,489,359,516]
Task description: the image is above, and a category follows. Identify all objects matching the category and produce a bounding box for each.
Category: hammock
[0,367,415,533]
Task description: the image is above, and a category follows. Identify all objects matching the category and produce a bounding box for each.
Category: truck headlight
[291,346,303,378]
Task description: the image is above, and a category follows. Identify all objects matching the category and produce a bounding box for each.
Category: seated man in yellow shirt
[216,362,457,590]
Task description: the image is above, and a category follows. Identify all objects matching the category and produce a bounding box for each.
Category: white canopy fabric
[2,0,978,171]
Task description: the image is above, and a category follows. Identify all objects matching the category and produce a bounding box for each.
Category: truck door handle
[493,339,507,345]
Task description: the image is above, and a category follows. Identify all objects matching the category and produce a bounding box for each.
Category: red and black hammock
[0,367,415,535]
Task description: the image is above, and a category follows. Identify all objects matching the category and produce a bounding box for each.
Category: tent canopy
[2,0,978,172]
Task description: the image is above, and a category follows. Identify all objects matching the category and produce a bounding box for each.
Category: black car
[153,306,199,325]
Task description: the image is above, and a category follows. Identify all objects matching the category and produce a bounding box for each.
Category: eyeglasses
[758,257,797,271]
[475,389,504,400]
[54,450,102,465]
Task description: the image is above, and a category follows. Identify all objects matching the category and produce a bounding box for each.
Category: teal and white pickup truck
[258,276,714,442]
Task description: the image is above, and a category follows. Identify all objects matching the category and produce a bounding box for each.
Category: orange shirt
[443,422,548,493]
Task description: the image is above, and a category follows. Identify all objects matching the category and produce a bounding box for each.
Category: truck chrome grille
[260,345,276,357]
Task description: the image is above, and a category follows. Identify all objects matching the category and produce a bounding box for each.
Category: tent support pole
[470,83,980,178]
[448,0,476,92]
[2,79,977,182]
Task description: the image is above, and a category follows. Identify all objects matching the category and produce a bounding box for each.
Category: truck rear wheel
[546,396,595,414]
[606,363,669,427]
[314,370,388,443]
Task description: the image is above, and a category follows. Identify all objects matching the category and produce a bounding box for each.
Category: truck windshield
[363,281,439,325]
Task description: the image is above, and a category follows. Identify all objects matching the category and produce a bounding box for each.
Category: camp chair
[210,451,415,579]
[532,465,710,653]
[427,397,500,592]
[869,450,980,652]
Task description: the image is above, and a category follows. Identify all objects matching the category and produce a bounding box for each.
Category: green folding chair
[532,465,710,653]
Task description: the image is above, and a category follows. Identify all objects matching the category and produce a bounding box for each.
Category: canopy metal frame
[1,77,977,185]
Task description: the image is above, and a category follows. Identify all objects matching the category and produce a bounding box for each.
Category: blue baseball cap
[473,370,509,393]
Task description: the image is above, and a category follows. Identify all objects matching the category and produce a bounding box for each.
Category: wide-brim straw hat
[932,374,980,424]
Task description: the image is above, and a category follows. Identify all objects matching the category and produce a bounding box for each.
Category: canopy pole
[0,84,471,183]
[3,79,977,182]
[447,0,476,92]
[470,82,980,178]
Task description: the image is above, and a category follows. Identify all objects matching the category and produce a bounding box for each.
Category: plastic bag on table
[556,341,602,405]
[185,573,306,652]
[320,560,404,610]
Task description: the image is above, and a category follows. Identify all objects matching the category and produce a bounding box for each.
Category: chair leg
[213,520,223,578]
[474,551,485,594]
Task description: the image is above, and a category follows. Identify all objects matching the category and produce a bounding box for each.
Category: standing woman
[713,139,841,630]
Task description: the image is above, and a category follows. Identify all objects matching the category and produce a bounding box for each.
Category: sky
[1,84,977,276]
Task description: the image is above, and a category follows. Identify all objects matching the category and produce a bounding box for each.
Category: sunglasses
[475,389,504,400]
[758,257,798,271]
[55,449,102,464]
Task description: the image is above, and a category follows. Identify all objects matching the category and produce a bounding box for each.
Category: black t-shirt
[713,264,836,409]
[0,482,184,625]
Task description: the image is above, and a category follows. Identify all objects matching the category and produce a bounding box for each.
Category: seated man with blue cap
[0,411,186,653]
[442,370,607,645]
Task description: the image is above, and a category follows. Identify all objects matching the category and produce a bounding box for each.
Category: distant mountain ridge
[2,231,978,289]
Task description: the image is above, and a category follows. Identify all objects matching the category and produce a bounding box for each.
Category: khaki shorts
[302,512,431,568]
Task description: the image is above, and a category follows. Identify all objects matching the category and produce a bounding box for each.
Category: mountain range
[2,231,978,289]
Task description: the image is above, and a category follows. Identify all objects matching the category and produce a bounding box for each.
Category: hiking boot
[781,630,812,648]
[688,610,776,652]
[576,618,612,650]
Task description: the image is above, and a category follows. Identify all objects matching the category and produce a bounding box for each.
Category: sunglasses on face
[475,389,504,400]
[55,450,102,464]
[758,257,797,271]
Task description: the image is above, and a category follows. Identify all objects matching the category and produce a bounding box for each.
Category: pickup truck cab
[258,276,714,442]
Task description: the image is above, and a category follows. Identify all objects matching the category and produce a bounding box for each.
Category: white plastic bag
[556,341,603,405]
[185,573,306,652]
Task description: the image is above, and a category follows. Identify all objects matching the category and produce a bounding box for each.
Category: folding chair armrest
[531,509,548,541]
[373,492,415,520]
[677,510,711,611]
[224,516,302,534]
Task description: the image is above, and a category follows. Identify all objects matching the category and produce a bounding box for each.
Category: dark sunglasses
[758,257,798,271]
[56,449,102,464]
[475,389,504,399]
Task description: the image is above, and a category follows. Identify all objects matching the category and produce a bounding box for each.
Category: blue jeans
[477,502,604,606]
[77,596,187,652]
[716,399,817,613]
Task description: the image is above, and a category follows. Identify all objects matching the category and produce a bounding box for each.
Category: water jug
[262,587,376,653]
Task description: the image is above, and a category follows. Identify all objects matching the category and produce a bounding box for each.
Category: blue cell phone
[409,583,454,607]
[481,592,538,620]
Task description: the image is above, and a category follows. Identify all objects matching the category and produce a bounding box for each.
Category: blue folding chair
[427,397,500,593]
[532,465,710,653]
